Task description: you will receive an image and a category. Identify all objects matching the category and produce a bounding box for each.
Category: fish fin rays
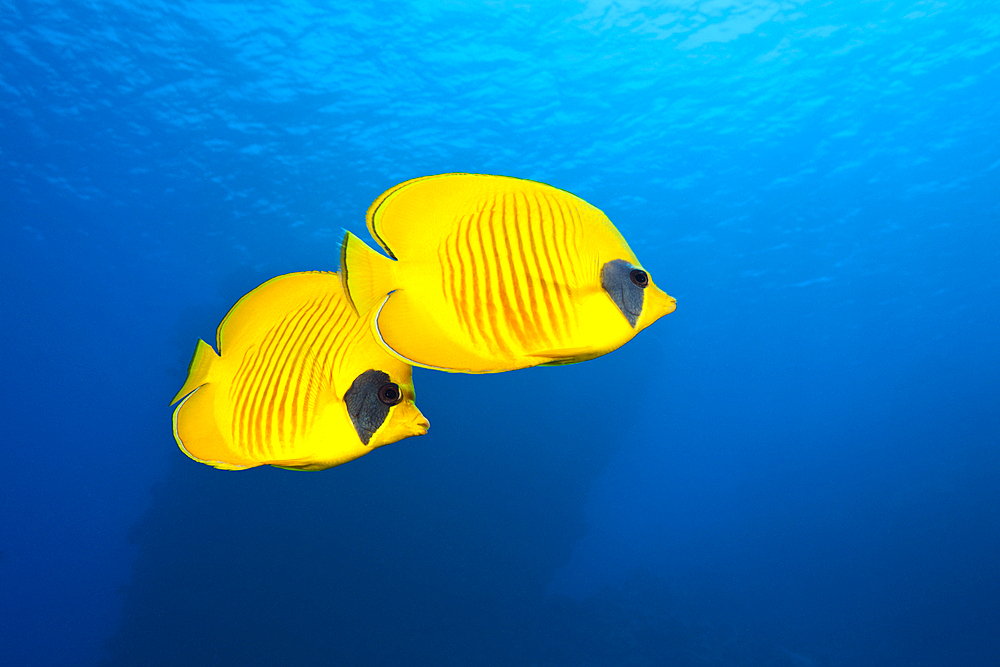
[340,231,396,316]
[530,347,596,366]
[216,272,339,352]
[270,460,331,471]
[171,339,219,405]
[364,174,487,261]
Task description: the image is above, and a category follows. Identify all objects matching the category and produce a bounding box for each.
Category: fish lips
[409,411,431,436]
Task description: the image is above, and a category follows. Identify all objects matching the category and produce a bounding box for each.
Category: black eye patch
[344,369,396,445]
[601,259,646,328]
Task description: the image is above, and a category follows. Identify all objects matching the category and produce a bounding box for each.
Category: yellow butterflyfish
[170,272,429,470]
[340,173,676,373]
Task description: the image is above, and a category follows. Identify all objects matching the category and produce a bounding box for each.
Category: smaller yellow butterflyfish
[340,173,676,373]
[170,272,429,470]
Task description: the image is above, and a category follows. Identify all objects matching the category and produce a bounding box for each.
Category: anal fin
[530,347,596,366]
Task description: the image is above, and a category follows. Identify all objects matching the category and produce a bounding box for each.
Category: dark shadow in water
[107,330,784,665]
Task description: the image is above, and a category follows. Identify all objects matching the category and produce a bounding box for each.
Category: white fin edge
[172,387,251,471]
[371,292,458,373]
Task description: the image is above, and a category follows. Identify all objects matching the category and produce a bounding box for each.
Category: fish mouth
[631,288,675,333]
[652,288,676,317]
[411,414,430,436]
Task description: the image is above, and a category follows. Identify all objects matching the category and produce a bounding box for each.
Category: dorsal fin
[170,339,219,405]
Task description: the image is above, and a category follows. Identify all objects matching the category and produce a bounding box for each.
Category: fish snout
[636,285,677,331]
[411,411,430,436]
[653,287,677,319]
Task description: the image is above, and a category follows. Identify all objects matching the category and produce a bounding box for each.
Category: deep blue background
[2,1,998,665]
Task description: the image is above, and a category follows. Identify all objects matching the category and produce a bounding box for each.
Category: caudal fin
[170,339,219,405]
[340,231,396,316]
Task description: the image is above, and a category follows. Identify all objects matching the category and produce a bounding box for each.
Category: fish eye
[629,269,649,288]
[377,383,402,406]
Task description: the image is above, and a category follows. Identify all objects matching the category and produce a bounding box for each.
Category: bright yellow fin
[365,174,470,258]
[340,231,396,316]
[367,173,527,262]
[170,339,219,405]
[372,290,512,373]
[216,272,338,354]
[531,347,598,365]
[270,461,329,472]
[172,385,256,470]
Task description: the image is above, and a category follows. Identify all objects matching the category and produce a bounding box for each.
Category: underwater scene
[2,1,998,665]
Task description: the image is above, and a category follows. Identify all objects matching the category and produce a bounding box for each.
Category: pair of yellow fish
[171,174,676,471]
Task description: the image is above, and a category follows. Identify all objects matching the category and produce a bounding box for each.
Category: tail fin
[170,339,219,405]
[340,231,396,316]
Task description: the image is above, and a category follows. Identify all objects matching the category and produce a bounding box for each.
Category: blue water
[2,1,998,665]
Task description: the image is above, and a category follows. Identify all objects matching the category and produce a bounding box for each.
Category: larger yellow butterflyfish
[170,272,429,470]
[340,173,676,373]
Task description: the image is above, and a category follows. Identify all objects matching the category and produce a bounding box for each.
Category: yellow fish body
[340,173,676,373]
[170,272,429,470]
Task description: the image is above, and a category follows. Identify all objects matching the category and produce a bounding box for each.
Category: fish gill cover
[0,1,998,666]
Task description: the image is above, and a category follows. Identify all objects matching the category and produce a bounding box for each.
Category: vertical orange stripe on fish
[461,209,484,352]
[551,195,574,342]
[172,271,427,471]
[479,203,505,355]
[487,194,522,353]
[469,204,496,354]
[522,190,559,344]
[316,299,352,394]
[508,190,540,349]
[263,302,310,451]
[538,191,565,344]
[338,174,674,373]
[450,219,471,340]
[276,297,330,457]
[253,301,312,456]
